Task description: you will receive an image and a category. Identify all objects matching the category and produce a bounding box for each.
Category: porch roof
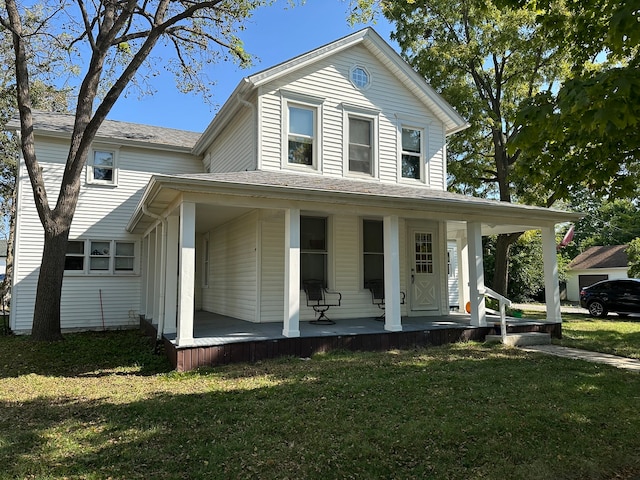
[127,170,580,234]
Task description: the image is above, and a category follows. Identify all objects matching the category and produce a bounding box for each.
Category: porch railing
[484,287,512,343]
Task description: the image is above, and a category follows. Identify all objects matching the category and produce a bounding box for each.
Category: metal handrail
[485,287,512,343]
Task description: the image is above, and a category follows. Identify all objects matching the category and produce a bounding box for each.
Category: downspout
[142,205,167,342]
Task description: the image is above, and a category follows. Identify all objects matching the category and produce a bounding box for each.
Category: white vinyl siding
[11,137,204,333]
[258,44,446,188]
[205,103,255,173]
[202,211,258,322]
[257,212,408,323]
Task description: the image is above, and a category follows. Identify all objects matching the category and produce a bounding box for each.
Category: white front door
[410,229,439,311]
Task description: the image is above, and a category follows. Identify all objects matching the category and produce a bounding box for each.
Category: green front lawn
[522,310,640,360]
[1,330,639,479]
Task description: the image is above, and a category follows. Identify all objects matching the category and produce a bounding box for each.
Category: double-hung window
[343,105,378,177]
[401,127,423,180]
[282,91,323,170]
[288,105,315,166]
[65,239,136,274]
[362,219,384,287]
[349,116,373,175]
[88,148,118,185]
[300,216,328,287]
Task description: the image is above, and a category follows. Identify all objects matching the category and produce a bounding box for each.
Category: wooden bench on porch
[366,279,406,320]
[303,279,342,325]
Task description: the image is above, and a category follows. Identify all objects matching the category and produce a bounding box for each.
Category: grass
[1,330,639,479]
[522,310,640,360]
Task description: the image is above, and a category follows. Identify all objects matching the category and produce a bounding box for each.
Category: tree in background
[1,0,267,340]
[627,239,640,279]
[352,0,571,295]
[509,0,640,201]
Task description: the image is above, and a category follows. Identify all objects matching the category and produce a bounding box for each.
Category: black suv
[580,279,640,318]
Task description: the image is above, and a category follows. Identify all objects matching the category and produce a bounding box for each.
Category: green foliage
[510,0,640,200]
[627,238,640,278]
[562,198,640,260]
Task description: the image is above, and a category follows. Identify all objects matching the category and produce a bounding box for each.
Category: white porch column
[164,215,179,335]
[154,221,166,332]
[466,221,487,327]
[140,235,148,317]
[145,229,156,322]
[542,225,562,323]
[177,202,196,346]
[283,208,301,337]
[458,234,470,312]
[383,215,402,332]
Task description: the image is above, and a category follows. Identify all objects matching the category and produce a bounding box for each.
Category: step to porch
[485,332,551,347]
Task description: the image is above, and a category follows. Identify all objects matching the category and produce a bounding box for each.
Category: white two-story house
[9,29,574,360]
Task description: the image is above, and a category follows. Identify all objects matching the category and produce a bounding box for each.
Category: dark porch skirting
[141,313,562,372]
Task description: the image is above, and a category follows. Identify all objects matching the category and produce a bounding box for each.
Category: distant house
[566,245,629,302]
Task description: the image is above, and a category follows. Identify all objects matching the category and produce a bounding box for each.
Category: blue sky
[106,0,396,132]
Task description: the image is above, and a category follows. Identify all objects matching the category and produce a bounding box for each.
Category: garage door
[579,274,609,290]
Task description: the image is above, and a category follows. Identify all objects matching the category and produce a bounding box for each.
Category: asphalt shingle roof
[8,111,202,150]
[568,245,629,270]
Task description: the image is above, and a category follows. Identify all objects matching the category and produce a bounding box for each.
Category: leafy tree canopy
[508,0,640,200]
[627,238,640,279]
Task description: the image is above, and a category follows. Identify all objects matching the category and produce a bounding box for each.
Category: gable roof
[568,245,629,270]
[193,28,469,155]
[7,111,201,152]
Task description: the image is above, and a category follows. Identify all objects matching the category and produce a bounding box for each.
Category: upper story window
[281,90,324,171]
[350,65,371,90]
[288,105,315,166]
[401,127,423,180]
[348,116,373,175]
[87,148,118,185]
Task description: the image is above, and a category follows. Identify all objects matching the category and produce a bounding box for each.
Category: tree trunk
[30,227,70,341]
[2,188,17,307]
[492,232,522,297]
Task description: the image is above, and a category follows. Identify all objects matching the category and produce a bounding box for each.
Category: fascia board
[132,175,580,230]
[192,79,254,155]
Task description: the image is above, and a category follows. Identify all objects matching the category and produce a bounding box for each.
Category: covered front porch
[140,311,562,371]
[128,171,578,368]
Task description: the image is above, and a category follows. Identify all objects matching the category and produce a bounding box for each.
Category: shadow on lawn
[1,350,640,479]
[0,330,172,378]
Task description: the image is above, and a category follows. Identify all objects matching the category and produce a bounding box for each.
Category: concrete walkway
[520,344,640,372]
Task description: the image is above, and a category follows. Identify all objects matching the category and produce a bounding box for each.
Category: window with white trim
[288,105,315,166]
[348,116,373,175]
[300,216,328,287]
[281,91,324,171]
[363,219,384,288]
[64,241,85,271]
[350,65,371,89]
[65,240,136,274]
[401,127,423,180]
[87,148,118,185]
